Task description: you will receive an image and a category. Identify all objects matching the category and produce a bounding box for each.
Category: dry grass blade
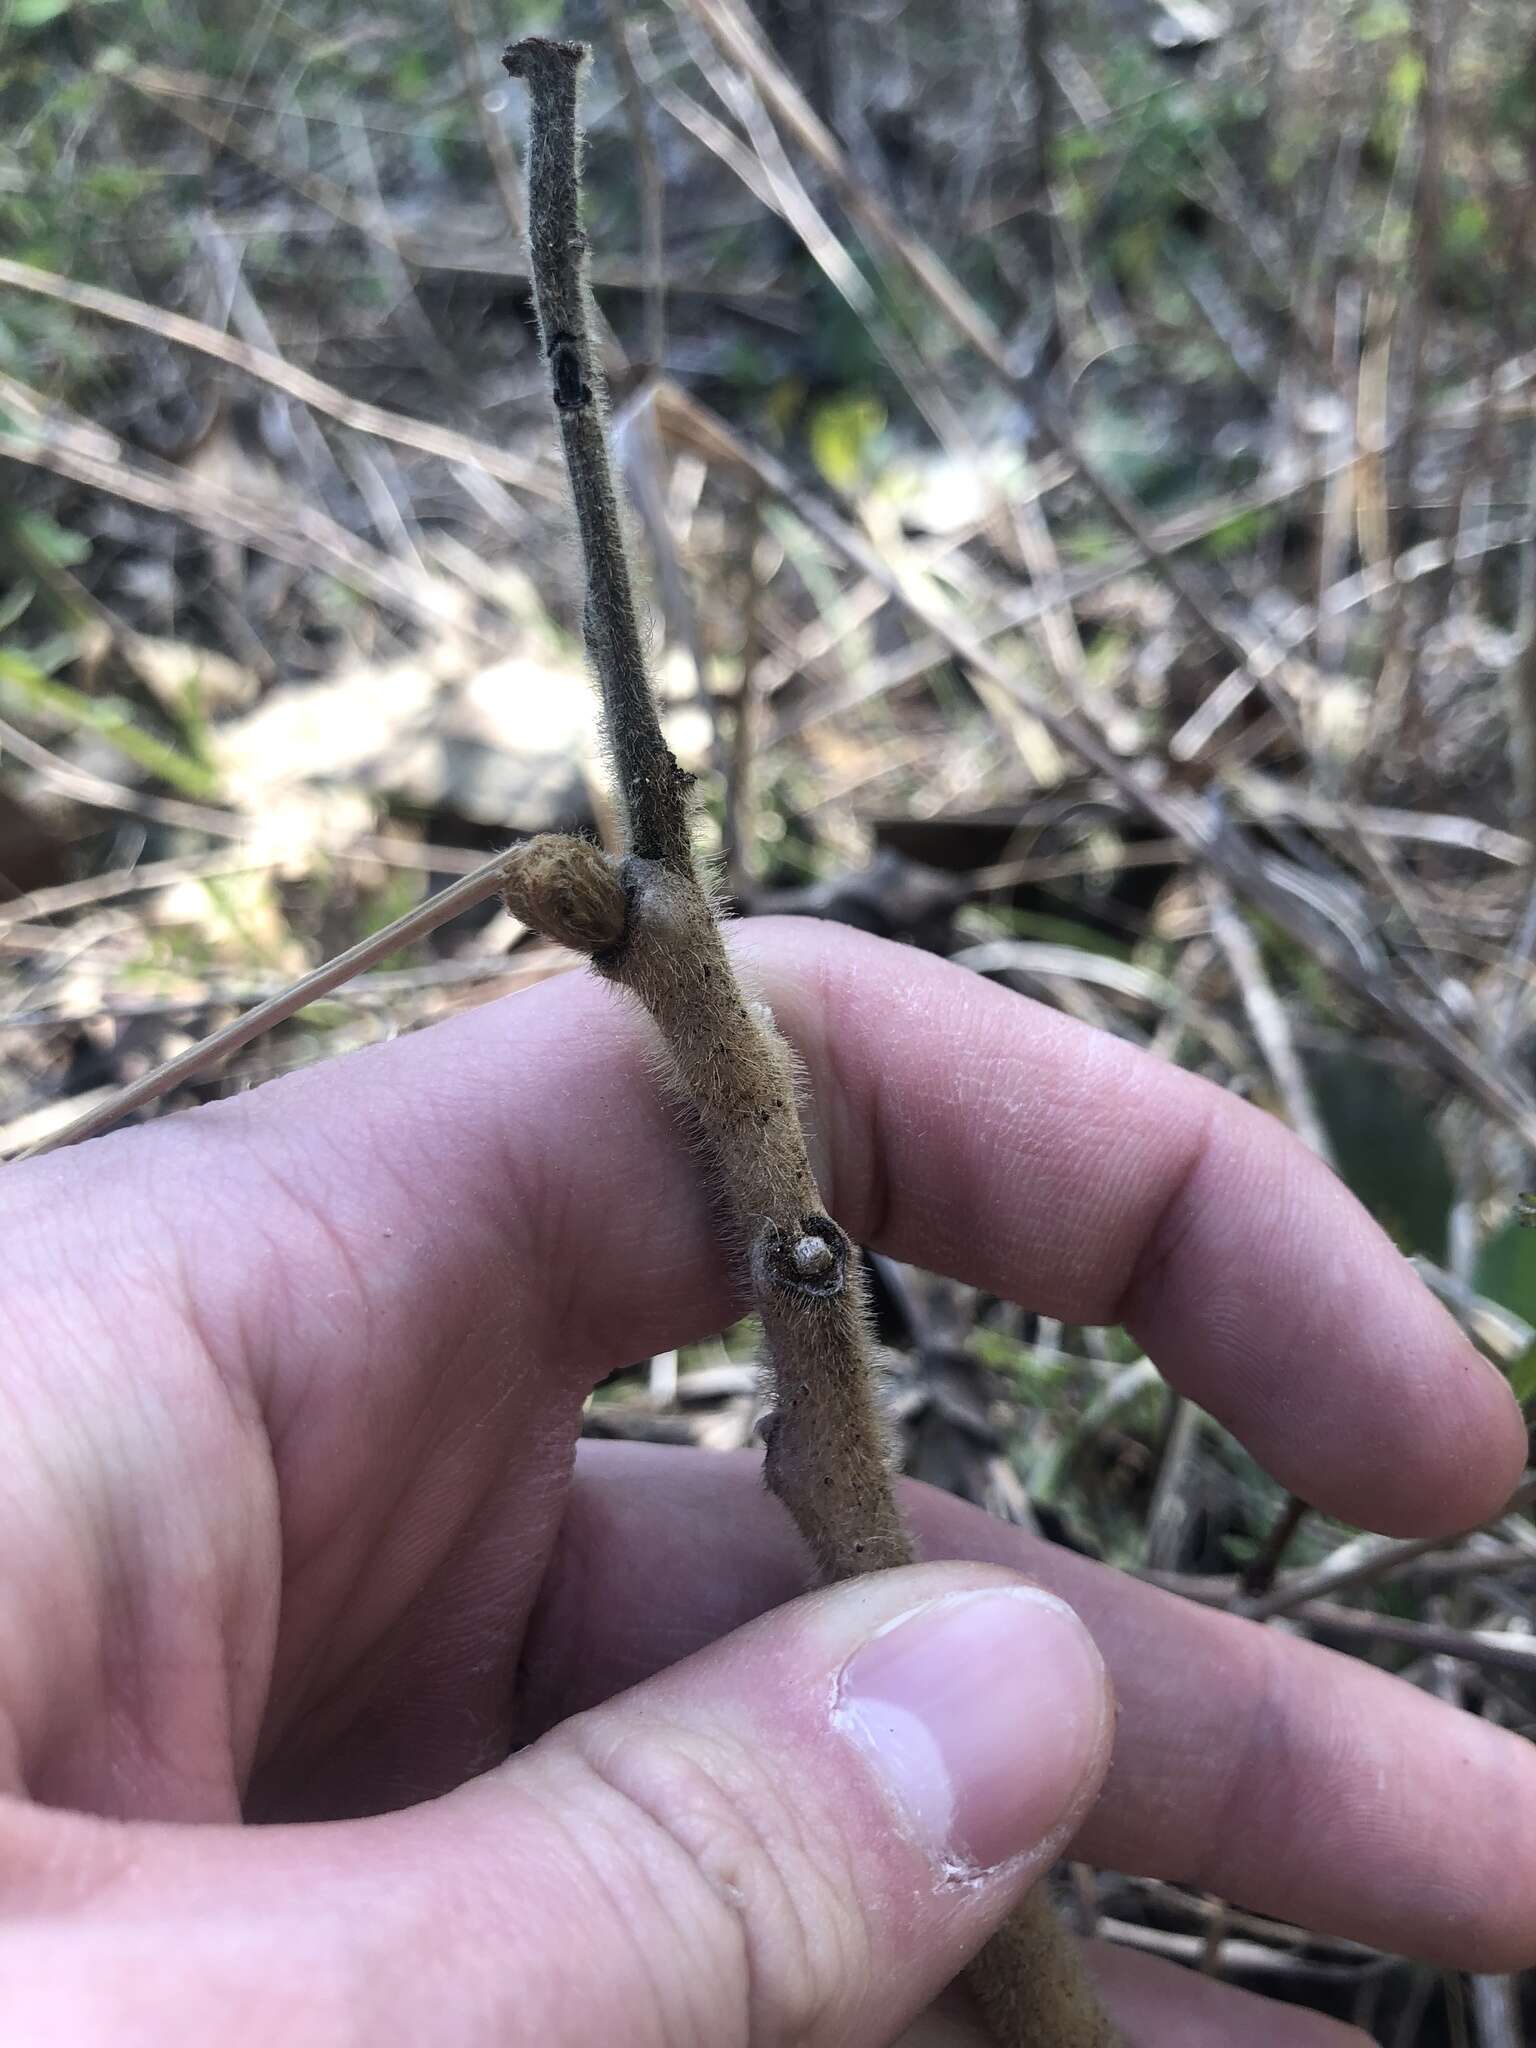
[118,59,671,305]
[674,0,1293,725]
[9,845,532,1162]
[954,939,1246,1062]
[1297,1601,1536,1684]
[0,258,559,503]
[445,0,527,241]
[1202,873,1333,1161]
[674,0,1021,378]
[653,377,1536,1145]
[1232,774,1531,869]
[601,2,667,373]
[669,12,971,450]
[0,711,246,838]
[0,850,272,928]
[1143,1396,1202,1572]
[0,834,494,932]
[0,379,475,640]
[1242,1473,1536,1622]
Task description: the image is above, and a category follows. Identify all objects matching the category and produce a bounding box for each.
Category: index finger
[82,914,1520,1538]
[747,919,1523,1537]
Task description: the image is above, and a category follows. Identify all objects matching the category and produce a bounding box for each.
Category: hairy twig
[500,38,1118,2048]
[501,27,902,1556]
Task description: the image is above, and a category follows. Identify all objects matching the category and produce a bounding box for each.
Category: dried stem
[446,0,527,242]
[1241,1472,1536,1622]
[1239,1493,1309,1602]
[502,38,1118,2048]
[600,0,668,373]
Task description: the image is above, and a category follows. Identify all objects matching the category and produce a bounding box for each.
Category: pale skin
[1,916,1531,2046]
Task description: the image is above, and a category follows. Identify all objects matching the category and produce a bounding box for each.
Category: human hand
[1,918,1528,2045]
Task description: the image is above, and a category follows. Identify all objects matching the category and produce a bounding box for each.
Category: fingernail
[834,1587,1107,1876]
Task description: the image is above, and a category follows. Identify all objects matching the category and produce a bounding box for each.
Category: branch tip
[501,36,587,82]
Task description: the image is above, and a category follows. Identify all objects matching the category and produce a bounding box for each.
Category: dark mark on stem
[549,331,592,412]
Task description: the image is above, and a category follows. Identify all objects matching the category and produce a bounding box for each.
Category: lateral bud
[502,834,627,955]
[753,1213,849,1301]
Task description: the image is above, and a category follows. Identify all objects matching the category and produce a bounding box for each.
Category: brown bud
[752,1214,849,1302]
[792,1234,836,1283]
[502,834,627,955]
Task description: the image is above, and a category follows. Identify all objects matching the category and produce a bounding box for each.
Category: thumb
[430,1560,1112,2047]
[0,1564,1110,2046]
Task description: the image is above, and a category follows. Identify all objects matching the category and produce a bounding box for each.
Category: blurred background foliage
[5,0,1536,2035]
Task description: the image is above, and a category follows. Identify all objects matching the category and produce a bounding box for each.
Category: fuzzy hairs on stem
[500,41,1121,2048]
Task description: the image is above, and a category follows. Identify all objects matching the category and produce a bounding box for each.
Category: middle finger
[515,1441,1536,1974]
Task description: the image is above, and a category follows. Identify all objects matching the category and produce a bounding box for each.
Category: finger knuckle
[564,1719,871,2045]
